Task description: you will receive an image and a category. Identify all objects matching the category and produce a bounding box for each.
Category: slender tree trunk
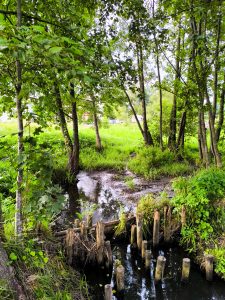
[155,49,163,149]
[153,1,163,149]
[205,89,222,167]
[199,104,209,167]
[168,23,181,151]
[216,74,225,142]
[70,83,80,177]
[91,98,102,150]
[136,41,154,146]
[177,111,186,150]
[54,82,73,151]
[15,0,23,236]
[212,3,222,125]
[123,88,144,136]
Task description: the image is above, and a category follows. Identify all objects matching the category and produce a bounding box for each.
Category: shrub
[172,168,225,253]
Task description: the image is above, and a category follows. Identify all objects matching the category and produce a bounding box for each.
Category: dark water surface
[85,244,225,300]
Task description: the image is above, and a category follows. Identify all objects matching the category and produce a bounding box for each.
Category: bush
[172,168,225,253]
[128,147,193,179]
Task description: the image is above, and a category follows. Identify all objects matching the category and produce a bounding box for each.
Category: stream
[67,170,225,299]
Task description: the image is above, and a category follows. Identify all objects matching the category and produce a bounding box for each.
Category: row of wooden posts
[65,207,214,299]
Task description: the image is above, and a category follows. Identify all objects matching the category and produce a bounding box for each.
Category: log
[55,216,136,237]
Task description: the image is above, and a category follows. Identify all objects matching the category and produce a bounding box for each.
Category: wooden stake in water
[87,214,93,228]
[136,213,143,251]
[153,210,160,248]
[96,221,105,264]
[155,256,166,283]
[74,218,80,228]
[116,265,125,292]
[145,250,151,269]
[105,240,113,268]
[104,284,112,300]
[141,240,148,259]
[80,221,88,241]
[164,206,171,242]
[181,258,190,282]
[130,224,137,248]
[205,254,214,281]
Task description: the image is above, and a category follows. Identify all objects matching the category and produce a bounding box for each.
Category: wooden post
[80,221,88,241]
[181,258,190,282]
[205,254,214,281]
[130,224,137,248]
[96,221,105,264]
[136,213,143,251]
[153,210,160,248]
[87,214,93,228]
[116,265,125,292]
[145,250,151,269]
[181,206,186,228]
[141,240,148,259]
[104,284,112,300]
[164,206,171,242]
[74,218,80,228]
[65,228,74,265]
[105,240,113,268]
[155,256,166,283]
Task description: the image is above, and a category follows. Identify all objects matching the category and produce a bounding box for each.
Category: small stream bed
[64,170,225,299]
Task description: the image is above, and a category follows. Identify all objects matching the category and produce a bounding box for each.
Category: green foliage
[172,168,225,253]
[136,193,169,237]
[206,247,225,279]
[128,146,193,179]
[115,207,127,236]
[5,238,89,299]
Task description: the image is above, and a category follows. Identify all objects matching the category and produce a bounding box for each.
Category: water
[68,171,225,299]
[76,170,172,223]
[85,244,225,300]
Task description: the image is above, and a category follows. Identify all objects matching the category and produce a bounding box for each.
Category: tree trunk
[168,24,181,151]
[123,87,144,137]
[177,110,186,150]
[70,83,80,176]
[212,3,222,125]
[205,89,222,167]
[54,82,73,151]
[136,41,154,146]
[15,0,23,236]
[216,74,225,142]
[198,107,209,167]
[155,49,163,150]
[153,1,163,149]
[90,94,102,150]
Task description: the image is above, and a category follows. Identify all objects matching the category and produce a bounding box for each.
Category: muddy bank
[76,170,173,224]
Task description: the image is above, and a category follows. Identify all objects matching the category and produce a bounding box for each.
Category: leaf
[30,251,36,257]
[49,47,63,54]
[43,257,49,263]
[9,252,18,261]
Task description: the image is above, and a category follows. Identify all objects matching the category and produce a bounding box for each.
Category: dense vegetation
[1,0,225,298]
